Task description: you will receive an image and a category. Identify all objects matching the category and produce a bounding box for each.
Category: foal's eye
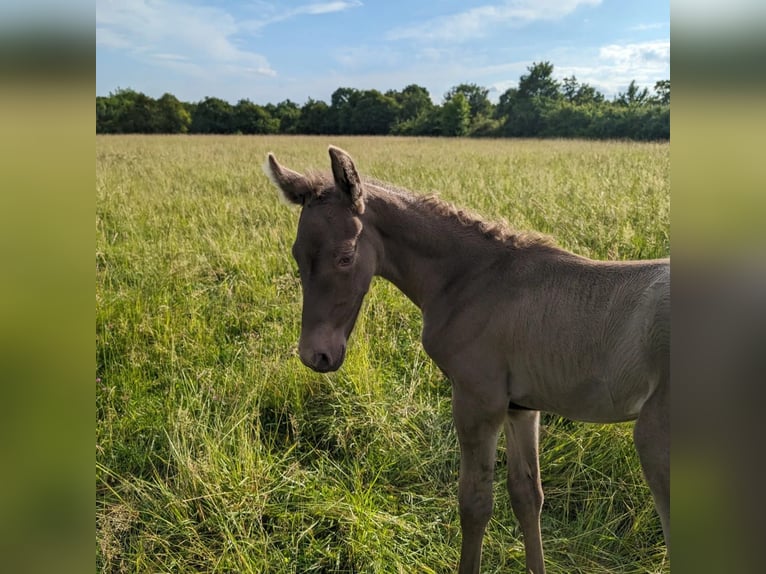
[337,254,354,268]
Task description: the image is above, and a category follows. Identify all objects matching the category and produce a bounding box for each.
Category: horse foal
[264,146,669,574]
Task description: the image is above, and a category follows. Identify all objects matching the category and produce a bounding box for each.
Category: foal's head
[264,146,375,372]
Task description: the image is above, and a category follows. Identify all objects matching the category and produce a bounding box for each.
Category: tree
[393,84,433,123]
[652,80,670,105]
[330,87,361,134]
[561,76,579,102]
[495,87,518,120]
[97,92,130,133]
[126,92,159,132]
[497,62,562,136]
[156,93,191,133]
[297,98,332,134]
[572,83,604,105]
[97,88,158,133]
[96,97,111,133]
[350,90,399,135]
[96,60,669,140]
[496,86,541,137]
[234,99,278,134]
[441,93,470,136]
[444,83,492,121]
[517,61,560,100]
[392,106,442,136]
[561,76,604,105]
[540,100,596,138]
[190,97,234,133]
[267,100,301,134]
[616,80,650,107]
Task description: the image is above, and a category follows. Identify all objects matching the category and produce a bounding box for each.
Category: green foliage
[329,87,361,135]
[97,136,670,573]
[445,83,492,121]
[494,63,669,140]
[391,106,442,136]
[467,115,503,138]
[97,88,161,134]
[441,93,471,137]
[561,76,605,105]
[191,97,234,134]
[499,62,563,137]
[653,80,670,105]
[351,90,400,135]
[96,62,669,140]
[517,61,561,100]
[616,80,651,107]
[586,104,671,141]
[297,98,332,134]
[267,100,301,135]
[156,93,191,134]
[390,84,434,123]
[234,99,280,135]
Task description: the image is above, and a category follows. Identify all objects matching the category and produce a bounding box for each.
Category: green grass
[96,135,669,573]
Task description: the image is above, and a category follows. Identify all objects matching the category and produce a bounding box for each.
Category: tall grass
[96,135,669,573]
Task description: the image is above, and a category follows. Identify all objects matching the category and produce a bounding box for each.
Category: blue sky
[96,0,669,104]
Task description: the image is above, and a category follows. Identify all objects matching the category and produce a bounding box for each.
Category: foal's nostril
[314,352,331,371]
[299,343,344,373]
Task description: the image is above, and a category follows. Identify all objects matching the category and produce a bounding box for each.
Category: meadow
[96,135,669,573]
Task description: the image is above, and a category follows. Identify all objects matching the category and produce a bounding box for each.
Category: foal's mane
[363,177,555,249]
[302,170,554,249]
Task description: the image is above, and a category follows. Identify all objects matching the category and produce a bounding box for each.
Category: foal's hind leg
[634,377,670,550]
[505,410,545,574]
[451,383,506,574]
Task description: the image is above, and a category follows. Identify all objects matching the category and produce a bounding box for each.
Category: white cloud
[96,0,364,79]
[97,0,276,77]
[599,40,669,69]
[96,27,131,49]
[388,0,602,43]
[298,1,363,16]
[241,1,363,33]
[556,40,669,96]
[629,22,666,31]
[150,53,189,62]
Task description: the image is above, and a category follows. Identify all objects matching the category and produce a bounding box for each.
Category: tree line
[97,61,669,140]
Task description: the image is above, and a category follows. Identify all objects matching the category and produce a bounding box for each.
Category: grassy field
[96,135,669,573]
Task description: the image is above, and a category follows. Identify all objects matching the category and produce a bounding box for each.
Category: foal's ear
[328,145,365,214]
[263,153,313,206]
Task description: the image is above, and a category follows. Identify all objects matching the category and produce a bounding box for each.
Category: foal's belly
[510,370,654,423]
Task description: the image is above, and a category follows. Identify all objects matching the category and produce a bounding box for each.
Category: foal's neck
[363,184,504,310]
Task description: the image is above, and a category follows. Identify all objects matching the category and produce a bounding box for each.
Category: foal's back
[432,245,669,423]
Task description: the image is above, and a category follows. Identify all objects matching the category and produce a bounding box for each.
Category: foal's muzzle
[299,341,346,373]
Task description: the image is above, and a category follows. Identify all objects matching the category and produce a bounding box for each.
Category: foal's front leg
[452,382,506,574]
